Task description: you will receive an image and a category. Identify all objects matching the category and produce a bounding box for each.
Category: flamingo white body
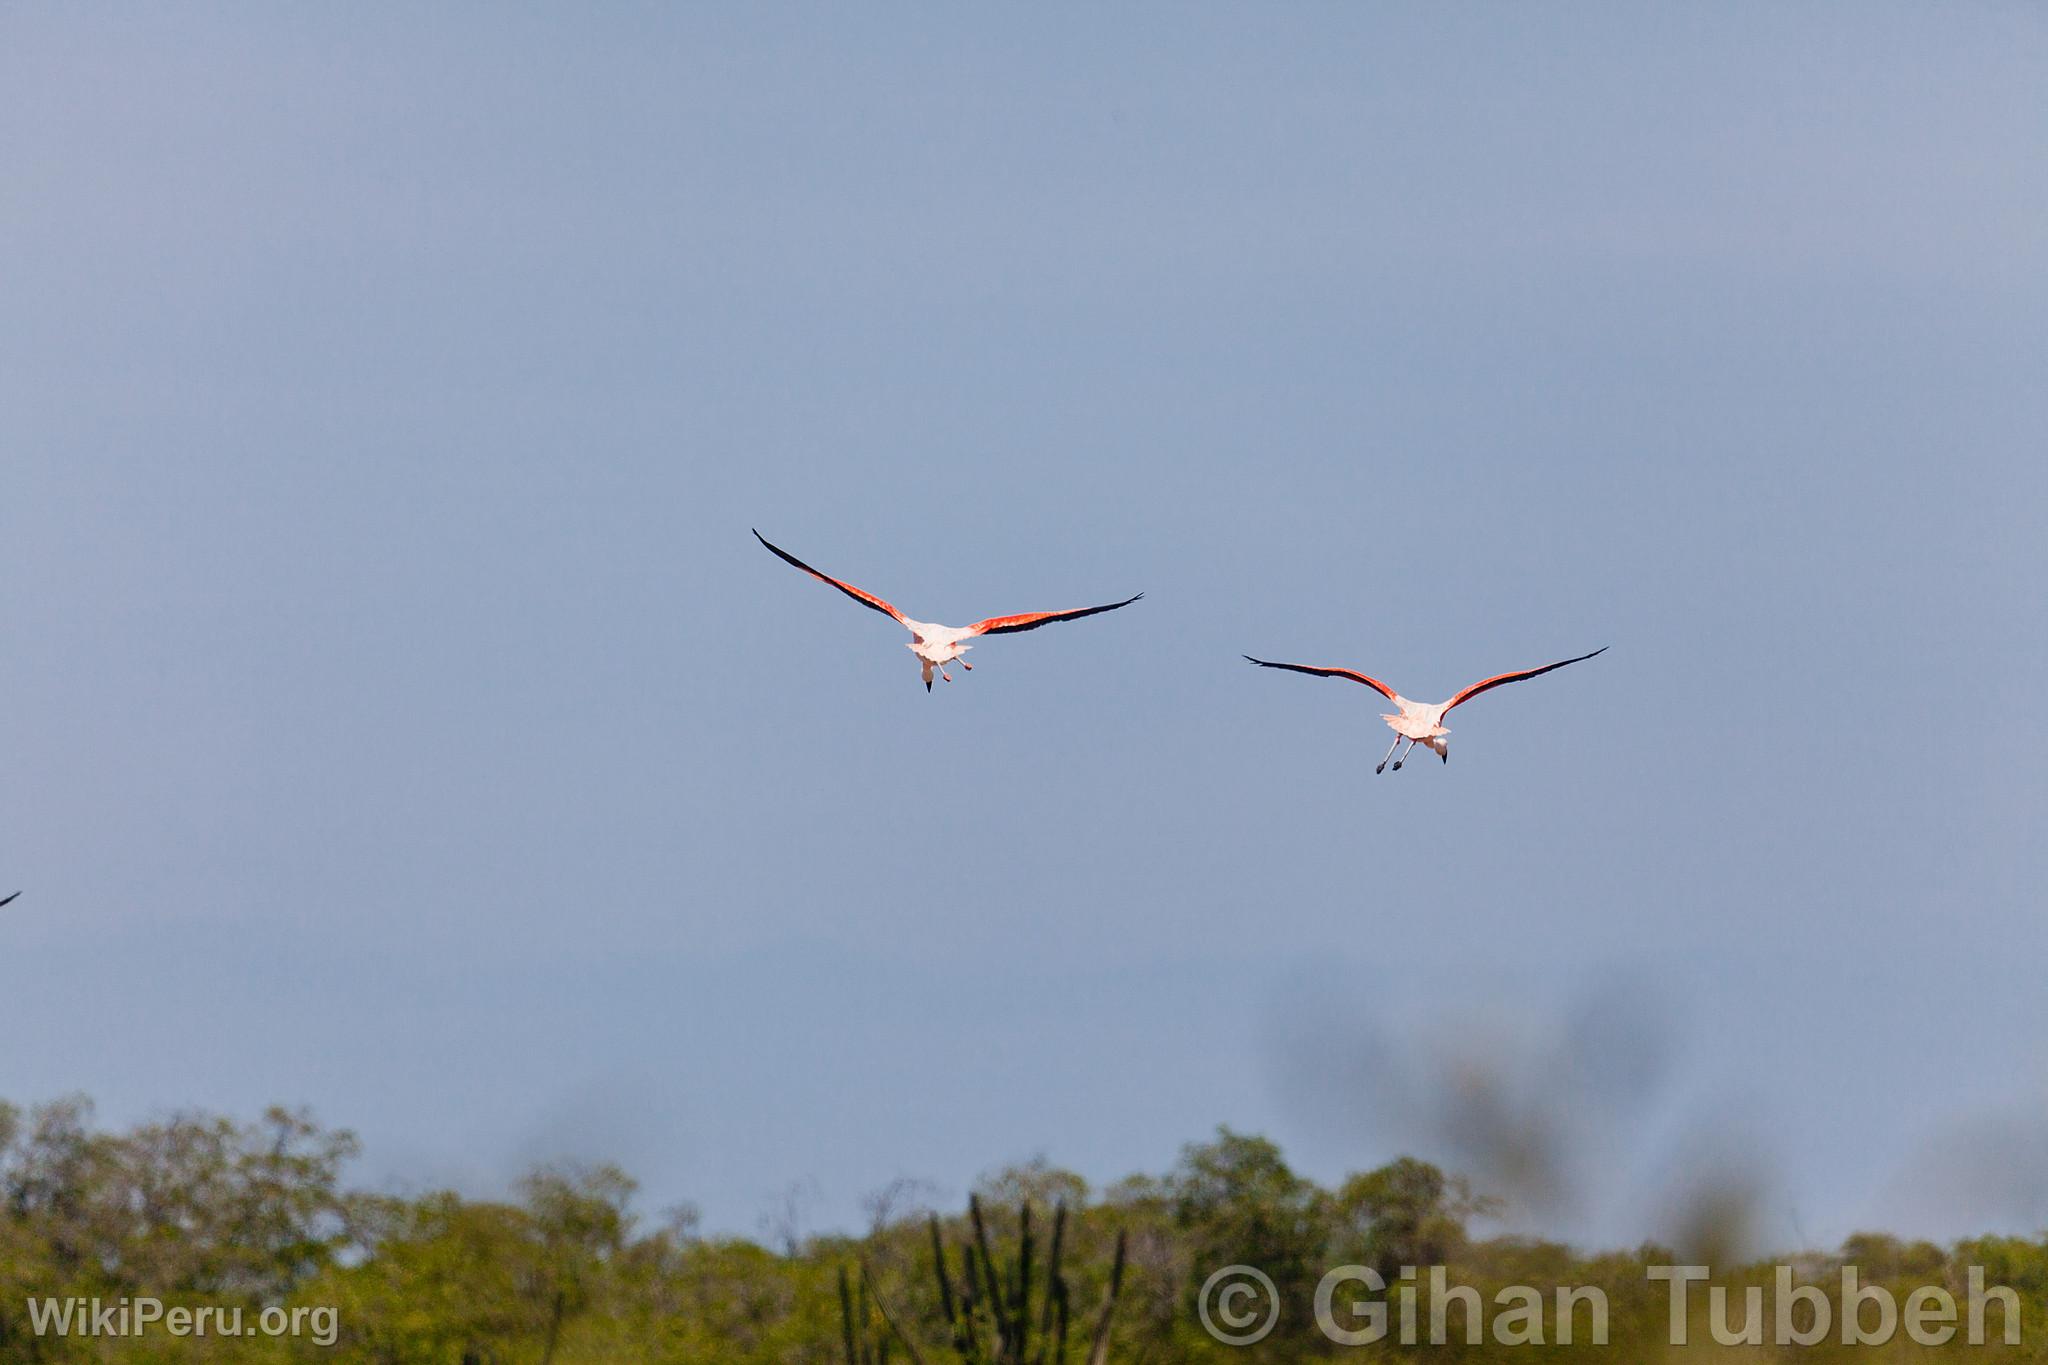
[1244,647,1607,772]
[755,531,1142,691]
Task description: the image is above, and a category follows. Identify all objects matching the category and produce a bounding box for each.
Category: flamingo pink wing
[753,530,906,624]
[1241,656,1399,702]
[1441,647,1608,715]
[966,593,1143,636]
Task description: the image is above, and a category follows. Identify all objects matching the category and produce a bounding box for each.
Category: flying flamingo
[1244,647,1607,772]
[754,531,1143,691]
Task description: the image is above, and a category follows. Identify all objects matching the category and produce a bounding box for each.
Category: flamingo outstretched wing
[1242,656,1399,703]
[1442,647,1607,715]
[753,530,907,625]
[965,594,1143,637]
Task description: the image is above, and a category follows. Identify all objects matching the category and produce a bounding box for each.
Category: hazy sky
[4,4,2045,1250]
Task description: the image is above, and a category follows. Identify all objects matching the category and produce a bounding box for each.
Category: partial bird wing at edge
[0,892,17,909]
[966,593,1143,636]
[1241,656,1398,702]
[1441,646,1608,715]
[752,530,906,624]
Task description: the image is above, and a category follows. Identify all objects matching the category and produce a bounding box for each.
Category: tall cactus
[843,1197,1127,1365]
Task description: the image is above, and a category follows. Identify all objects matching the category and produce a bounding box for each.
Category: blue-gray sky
[4,4,2045,1248]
